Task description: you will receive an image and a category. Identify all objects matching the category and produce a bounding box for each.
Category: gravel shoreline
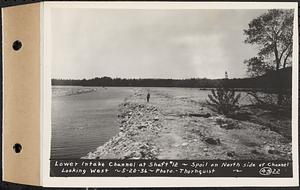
[83,95,163,159]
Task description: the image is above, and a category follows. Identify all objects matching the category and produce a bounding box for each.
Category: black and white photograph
[1,1,299,188]
[48,3,297,176]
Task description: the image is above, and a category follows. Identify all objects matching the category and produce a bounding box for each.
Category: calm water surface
[51,86,134,159]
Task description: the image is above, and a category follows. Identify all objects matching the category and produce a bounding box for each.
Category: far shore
[52,85,292,94]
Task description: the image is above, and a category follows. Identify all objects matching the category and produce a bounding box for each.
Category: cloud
[51,8,266,79]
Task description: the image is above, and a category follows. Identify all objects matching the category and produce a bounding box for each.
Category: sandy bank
[83,88,292,160]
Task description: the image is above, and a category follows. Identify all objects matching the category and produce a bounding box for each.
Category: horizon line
[51,76,249,81]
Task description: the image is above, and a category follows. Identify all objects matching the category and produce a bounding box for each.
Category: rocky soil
[83,88,292,160]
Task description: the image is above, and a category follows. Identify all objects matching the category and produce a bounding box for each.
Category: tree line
[52,66,291,91]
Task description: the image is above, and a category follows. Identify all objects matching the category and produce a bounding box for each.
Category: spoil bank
[84,88,292,160]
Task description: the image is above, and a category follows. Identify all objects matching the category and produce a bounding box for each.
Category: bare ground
[83,88,292,160]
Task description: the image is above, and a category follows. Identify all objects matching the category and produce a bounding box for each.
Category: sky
[51,8,266,79]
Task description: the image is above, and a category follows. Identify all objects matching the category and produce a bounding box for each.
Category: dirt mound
[83,88,292,160]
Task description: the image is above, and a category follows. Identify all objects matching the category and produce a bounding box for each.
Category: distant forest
[52,67,292,90]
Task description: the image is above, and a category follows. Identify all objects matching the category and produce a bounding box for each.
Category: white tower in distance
[225,71,228,79]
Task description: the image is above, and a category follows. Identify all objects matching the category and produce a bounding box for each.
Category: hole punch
[13,143,22,153]
[12,40,22,51]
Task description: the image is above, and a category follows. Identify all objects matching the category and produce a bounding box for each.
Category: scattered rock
[188,113,211,118]
[131,157,140,160]
[140,151,147,158]
[137,122,147,129]
[205,137,221,145]
[251,149,260,154]
[181,142,188,147]
[228,110,251,120]
[216,116,240,130]
[123,151,141,159]
[268,149,281,155]
[227,151,235,157]
[220,122,239,129]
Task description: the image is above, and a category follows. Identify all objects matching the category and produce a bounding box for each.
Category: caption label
[50,160,292,177]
